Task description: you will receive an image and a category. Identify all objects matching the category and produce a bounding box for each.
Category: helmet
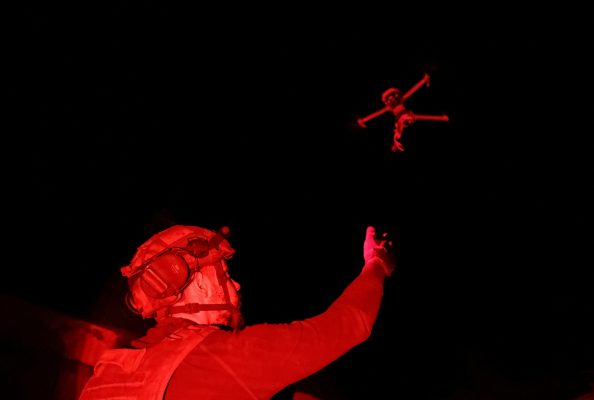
[121,225,235,318]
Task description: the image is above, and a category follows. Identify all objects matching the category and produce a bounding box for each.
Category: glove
[363,226,396,277]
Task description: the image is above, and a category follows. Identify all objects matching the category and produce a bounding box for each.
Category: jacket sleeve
[170,260,389,399]
[278,259,388,376]
[221,260,387,395]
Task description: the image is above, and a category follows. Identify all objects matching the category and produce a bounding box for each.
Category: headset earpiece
[139,253,191,299]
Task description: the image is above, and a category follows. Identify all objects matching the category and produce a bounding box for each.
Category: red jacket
[80,262,387,400]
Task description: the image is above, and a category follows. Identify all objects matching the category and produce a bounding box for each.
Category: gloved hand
[363,226,396,277]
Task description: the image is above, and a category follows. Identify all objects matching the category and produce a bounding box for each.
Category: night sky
[6,4,594,399]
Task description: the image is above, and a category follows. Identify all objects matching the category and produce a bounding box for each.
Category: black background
[5,3,594,399]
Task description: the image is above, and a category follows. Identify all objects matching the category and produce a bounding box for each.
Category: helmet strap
[158,260,237,319]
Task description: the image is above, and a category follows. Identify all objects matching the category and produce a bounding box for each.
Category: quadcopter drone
[357,73,449,152]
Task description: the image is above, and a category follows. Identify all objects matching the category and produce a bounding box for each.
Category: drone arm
[357,107,390,128]
[407,112,449,122]
[401,73,431,103]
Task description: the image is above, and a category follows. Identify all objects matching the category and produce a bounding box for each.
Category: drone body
[357,73,449,152]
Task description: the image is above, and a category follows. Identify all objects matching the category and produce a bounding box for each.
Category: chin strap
[157,257,242,326]
[157,259,236,318]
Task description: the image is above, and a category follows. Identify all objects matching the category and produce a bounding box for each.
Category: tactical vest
[79,326,216,400]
